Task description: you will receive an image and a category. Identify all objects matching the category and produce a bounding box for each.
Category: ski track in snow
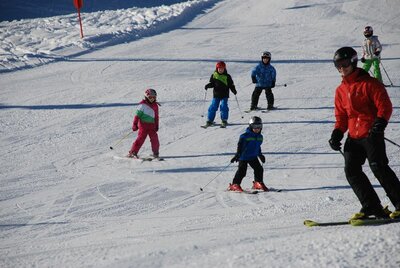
[1,0,400,267]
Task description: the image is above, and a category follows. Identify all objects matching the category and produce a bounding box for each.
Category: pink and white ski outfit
[129,99,159,156]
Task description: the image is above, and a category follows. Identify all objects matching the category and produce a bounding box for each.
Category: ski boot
[227,183,243,192]
[252,181,269,191]
[350,205,391,220]
[221,120,228,128]
[127,152,139,158]
[390,209,400,219]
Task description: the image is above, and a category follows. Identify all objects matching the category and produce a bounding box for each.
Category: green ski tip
[304,220,319,227]
[304,219,350,227]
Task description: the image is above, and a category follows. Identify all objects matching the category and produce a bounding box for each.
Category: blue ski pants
[207,97,229,122]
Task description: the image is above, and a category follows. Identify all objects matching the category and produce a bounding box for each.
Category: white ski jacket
[362,35,382,59]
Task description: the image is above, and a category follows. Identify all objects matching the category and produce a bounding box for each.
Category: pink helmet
[144,88,157,99]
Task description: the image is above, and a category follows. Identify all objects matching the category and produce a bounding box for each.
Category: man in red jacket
[329,47,400,220]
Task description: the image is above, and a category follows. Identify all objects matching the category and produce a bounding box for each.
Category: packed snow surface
[1,0,400,267]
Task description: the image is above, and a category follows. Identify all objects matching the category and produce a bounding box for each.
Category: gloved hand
[258,154,265,163]
[369,117,387,141]
[231,88,237,95]
[370,117,387,133]
[374,51,381,57]
[328,129,344,151]
[360,57,366,63]
[251,76,257,84]
[204,83,212,90]
[230,155,239,163]
[132,124,138,132]
[271,80,275,88]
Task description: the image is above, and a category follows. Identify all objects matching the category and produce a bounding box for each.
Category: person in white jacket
[361,26,382,82]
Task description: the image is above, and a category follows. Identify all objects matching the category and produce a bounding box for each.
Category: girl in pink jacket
[128,88,160,158]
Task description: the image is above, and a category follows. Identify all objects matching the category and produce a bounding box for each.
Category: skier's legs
[372,59,382,82]
[232,161,248,185]
[248,158,263,182]
[250,87,263,109]
[265,88,274,108]
[362,59,372,73]
[130,128,148,154]
[148,130,160,156]
[365,137,400,210]
[219,98,229,121]
[344,138,382,213]
[207,98,221,122]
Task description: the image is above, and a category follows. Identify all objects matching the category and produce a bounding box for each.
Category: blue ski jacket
[251,62,276,88]
[236,127,263,161]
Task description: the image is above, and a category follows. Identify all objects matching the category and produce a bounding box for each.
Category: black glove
[329,129,344,151]
[369,117,387,141]
[230,155,239,163]
[258,154,265,163]
[204,83,212,90]
[231,88,237,95]
[271,80,275,88]
[374,51,381,57]
[251,76,257,84]
[371,117,387,133]
[360,57,366,63]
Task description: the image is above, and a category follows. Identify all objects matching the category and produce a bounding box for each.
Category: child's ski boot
[227,183,243,192]
[252,181,269,191]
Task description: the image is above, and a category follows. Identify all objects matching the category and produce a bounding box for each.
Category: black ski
[304,217,400,227]
[248,188,282,193]
[114,156,164,161]
[350,217,400,226]
[227,190,258,194]
[244,108,268,113]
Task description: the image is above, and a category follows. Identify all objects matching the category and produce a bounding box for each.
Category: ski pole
[339,149,344,157]
[234,95,244,119]
[201,90,207,118]
[110,131,133,150]
[200,162,232,191]
[380,61,394,86]
[276,83,287,87]
[385,137,400,149]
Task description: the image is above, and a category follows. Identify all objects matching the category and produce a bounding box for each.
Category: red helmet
[216,61,226,69]
[144,88,157,99]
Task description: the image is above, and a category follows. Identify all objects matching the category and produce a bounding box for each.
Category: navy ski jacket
[236,127,263,161]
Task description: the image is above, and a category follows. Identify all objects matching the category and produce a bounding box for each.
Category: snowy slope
[0,0,219,72]
[1,0,400,267]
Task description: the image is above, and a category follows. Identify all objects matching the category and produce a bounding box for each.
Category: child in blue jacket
[250,51,276,110]
[228,116,268,192]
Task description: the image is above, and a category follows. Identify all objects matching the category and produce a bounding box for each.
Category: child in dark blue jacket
[228,116,268,192]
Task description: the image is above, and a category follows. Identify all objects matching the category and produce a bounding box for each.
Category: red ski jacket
[334,68,392,139]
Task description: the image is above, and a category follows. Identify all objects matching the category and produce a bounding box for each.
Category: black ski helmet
[364,26,373,38]
[249,116,262,130]
[333,47,358,69]
[261,51,271,59]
